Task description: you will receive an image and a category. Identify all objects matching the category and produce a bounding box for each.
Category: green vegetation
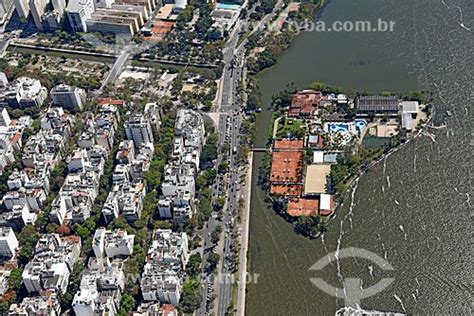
[200,132,219,169]
[176,5,194,30]
[207,252,220,272]
[179,277,202,313]
[144,112,177,191]
[185,253,203,276]
[117,294,137,316]
[18,225,40,264]
[294,215,326,238]
[276,118,305,138]
[211,225,223,244]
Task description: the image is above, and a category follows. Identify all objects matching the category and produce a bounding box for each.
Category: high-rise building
[29,0,48,30]
[0,107,11,127]
[51,0,66,13]
[0,72,8,88]
[41,10,61,31]
[50,84,87,110]
[0,227,19,259]
[66,0,95,32]
[124,115,154,148]
[13,0,29,18]
[0,0,14,24]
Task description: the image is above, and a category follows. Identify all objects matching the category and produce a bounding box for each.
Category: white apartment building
[0,107,10,127]
[0,227,19,259]
[140,230,189,306]
[8,291,61,316]
[66,0,95,32]
[92,228,135,258]
[72,259,124,316]
[2,77,47,109]
[13,0,29,18]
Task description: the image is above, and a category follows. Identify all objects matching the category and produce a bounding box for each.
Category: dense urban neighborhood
[0,0,441,315]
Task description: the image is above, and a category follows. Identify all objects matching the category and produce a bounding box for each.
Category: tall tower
[13,0,29,18]
[51,0,66,13]
[29,0,48,30]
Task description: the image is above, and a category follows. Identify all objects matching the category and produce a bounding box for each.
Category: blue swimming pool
[217,3,241,10]
[355,119,367,130]
[328,123,350,133]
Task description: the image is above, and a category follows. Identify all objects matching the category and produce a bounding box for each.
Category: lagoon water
[246,0,473,314]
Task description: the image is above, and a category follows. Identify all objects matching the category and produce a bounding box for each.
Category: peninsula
[262,83,431,237]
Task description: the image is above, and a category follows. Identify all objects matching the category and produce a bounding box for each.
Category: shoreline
[236,152,253,316]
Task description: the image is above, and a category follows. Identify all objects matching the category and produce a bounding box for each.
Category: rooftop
[287,198,319,217]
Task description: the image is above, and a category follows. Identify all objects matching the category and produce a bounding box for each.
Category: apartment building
[50,84,87,111]
[0,227,19,260]
[92,228,135,258]
[22,234,81,294]
[140,230,189,305]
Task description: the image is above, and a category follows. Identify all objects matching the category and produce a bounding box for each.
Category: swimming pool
[354,119,367,130]
[329,124,350,133]
[217,3,241,10]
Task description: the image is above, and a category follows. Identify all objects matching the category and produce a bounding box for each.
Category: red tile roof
[98,97,124,106]
[270,184,303,196]
[287,198,319,217]
[10,133,21,143]
[274,139,304,151]
[288,91,321,117]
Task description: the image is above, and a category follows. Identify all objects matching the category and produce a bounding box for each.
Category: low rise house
[288,90,321,118]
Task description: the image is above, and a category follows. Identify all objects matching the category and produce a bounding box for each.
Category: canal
[246,0,472,314]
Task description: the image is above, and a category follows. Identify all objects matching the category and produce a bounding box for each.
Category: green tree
[179,277,202,313]
[185,253,202,277]
[207,252,220,272]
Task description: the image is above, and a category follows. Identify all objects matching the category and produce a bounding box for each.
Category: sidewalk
[236,152,253,316]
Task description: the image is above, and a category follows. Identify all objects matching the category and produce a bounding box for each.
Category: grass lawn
[276,118,305,138]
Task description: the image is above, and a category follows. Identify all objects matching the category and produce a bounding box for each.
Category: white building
[125,115,154,148]
[92,228,135,258]
[72,259,123,316]
[0,227,19,259]
[50,84,86,111]
[8,291,61,316]
[13,0,29,18]
[3,77,48,109]
[140,230,188,306]
[0,72,8,87]
[400,101,419,132]
[22,234,81,294]
[29,0,48,30]
[51,0,66,13]
[66,0,95,32]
